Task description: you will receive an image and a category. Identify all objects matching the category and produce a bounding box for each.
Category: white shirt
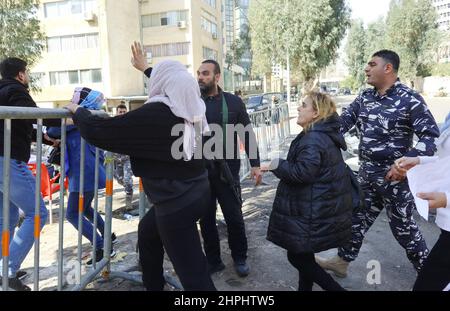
[418,128,450,231]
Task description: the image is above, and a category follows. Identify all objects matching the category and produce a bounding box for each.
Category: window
[49,69,102,85]
[47,37,61,53]
[145,42,190,57]
[44,2,58,18]
[92,69,102,83]
[68,71,79,84]
[141,10,188,28]
[203,0,216,9]
[47,33,99,52]
[44,0,96,18]
[203,47,218,60]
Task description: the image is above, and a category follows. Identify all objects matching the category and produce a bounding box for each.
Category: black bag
[346,165,365,213]
[47,147,61,166]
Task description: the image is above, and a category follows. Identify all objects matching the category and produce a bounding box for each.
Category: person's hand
[64,102,79,114]
[250,167,263,186]
[131,41,149,72]
[260,164,270,172]
[385,164,406,181]
[417,192,447,209]
[44,134,61,147]
[395,157,420,173]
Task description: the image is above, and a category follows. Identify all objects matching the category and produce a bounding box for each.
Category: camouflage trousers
[114,155,134,195]
[338,161,429,271]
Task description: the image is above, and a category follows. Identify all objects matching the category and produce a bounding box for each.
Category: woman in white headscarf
[65,54,215,291]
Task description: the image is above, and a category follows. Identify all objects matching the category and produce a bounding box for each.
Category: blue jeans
[66,192,105,250]
[0,157,48,277]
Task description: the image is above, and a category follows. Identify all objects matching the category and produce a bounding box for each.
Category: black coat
[0,79,59,162]
[267,114,352,253]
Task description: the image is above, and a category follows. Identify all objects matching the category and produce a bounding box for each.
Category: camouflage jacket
[340,80,440,164]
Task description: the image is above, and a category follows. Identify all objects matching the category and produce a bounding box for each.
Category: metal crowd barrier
[239,103,291,181]
[0,106,185,291]
[1,103,292,291]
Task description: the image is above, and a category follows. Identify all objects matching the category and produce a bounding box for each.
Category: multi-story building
[31,0,223,108]
[432,0,450,62]
[222,0,254,92]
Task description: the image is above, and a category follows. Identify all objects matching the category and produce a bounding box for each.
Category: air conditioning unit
[177,20,186,29]
[212,32,218,39]
[84,12,96,22]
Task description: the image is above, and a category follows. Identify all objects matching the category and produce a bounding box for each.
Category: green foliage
[345,20,367,90]
[249,0,350,90]
[385,0,439,82]
[0,0,44,88]
[365,17,387,58]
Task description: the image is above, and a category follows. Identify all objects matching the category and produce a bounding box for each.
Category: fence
[239,103,291,181]
[1,103,292,291]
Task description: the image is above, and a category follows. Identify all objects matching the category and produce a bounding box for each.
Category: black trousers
[199,167,247,265]
[138,189,216,291]
[413,229,450,291]
[287,252,345,291]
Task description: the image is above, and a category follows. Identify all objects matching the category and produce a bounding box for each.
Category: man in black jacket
[197,60,261,277]
[0,57,59,291]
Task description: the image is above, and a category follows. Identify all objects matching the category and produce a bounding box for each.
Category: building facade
[432,0,450,63]
[31,0,223,108]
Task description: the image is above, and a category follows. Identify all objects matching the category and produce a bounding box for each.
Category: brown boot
[315,255,349,278]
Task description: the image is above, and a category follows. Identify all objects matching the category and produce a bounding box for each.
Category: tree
[345,20,367,90]
[249,0,350,92]
[365,17,386,57]
[0,0,45,89]
[385,0,439,85]
[344,17,387,92]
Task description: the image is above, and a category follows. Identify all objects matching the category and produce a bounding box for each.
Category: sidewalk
[18,133,440,291]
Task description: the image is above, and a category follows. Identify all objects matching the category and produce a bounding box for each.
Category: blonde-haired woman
[264,92,352,291]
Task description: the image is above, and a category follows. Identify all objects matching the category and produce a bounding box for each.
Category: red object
[27,163,68,200]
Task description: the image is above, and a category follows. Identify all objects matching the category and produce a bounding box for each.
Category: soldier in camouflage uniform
[316,50,440,277]
[113,105,134,209]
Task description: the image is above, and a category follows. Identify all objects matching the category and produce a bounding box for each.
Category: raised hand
[131,41,149,72]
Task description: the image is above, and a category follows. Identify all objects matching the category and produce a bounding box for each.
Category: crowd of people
[0,46,448,292]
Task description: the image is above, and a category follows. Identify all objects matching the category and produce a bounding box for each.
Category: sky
[348,0,392,25]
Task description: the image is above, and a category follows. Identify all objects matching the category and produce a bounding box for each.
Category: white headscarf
[145,60,209,160]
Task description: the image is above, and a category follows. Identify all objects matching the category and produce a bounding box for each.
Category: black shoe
[16,270,28,281]
[0,276,31,291]
[207,262,225,275]
[234,261,250,277]
[86,248,116,267]
[111,233,118,245]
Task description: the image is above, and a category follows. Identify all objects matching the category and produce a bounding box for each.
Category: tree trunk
[301,78,319,94]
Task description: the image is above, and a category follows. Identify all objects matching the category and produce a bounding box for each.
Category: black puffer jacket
[267,113,352,253]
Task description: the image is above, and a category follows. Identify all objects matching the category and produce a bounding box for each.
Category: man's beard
[199,81,215,95]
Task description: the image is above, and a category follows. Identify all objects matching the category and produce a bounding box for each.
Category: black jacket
[72,103,205,180]
[203,88,260,177]
[0,79,59,162]
[267,114,352,253]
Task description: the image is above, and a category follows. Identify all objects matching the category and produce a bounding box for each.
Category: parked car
[244,92,285,114]
[339,88,351,95]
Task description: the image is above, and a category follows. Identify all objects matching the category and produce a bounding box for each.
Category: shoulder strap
[221,94,228,150]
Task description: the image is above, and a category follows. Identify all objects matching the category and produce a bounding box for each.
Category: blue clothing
[66,192,105,250]
[47,126,106,192]
[0,157,48,277]
[340,80,440,167]
[337,80,437,270]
